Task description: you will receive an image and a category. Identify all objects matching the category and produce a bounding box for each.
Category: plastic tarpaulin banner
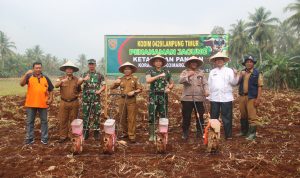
[105,34,228,75]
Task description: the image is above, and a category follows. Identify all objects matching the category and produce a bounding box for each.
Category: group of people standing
[20,51,263,145]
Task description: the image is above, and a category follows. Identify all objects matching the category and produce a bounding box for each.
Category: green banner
[105,34,228,75]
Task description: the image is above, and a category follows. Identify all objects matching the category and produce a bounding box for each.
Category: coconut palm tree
[0,31,16,70]
[284,0,300,37]
[247,7,278,63]
[25,45,44,63]
[229,20,250,67]
[275,21,297,53]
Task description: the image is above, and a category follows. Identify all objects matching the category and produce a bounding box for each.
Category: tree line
[1,0,300,89]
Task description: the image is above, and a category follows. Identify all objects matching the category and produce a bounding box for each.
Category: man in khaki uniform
[237,55,263,141]
[55,61,81,143]
[110,62,143,143]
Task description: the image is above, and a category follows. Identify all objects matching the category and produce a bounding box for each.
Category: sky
[0,0,295,61]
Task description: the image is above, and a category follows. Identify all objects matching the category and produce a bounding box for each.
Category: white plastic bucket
[159,118,169,133]
[104,119,115,134]
[71,119,83,135]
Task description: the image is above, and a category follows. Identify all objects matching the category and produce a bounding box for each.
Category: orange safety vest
[25,75,50,108]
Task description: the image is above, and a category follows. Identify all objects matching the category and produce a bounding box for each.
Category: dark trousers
[181,101,204,135]
[210,101,233,138]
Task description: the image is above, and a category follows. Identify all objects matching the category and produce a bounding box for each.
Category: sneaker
[25,139,34,145]
[41,140,48,145]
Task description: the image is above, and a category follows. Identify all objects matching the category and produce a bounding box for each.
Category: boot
[94,130,100,141]
[149,124,156,141]
[236,119,249,137]
[182,130,189,140]
[246,125,257,141]
[84,130,89,140]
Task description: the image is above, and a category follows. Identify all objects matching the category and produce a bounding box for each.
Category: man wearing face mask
[208,52,239,140]
[20,62,54,145]
[237,55,263,141]
[179,56,209,140]
[78,59,106,141]
[55,61,81,143]
[110,62,143,143]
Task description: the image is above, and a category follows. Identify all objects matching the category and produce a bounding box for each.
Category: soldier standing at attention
[78,59,106,140]
[146,55,174,141]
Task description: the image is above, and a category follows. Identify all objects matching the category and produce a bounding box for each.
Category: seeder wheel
[156,132,168,154]
[103,133,115,154]
[71,135,83,154]
[206,128,220,153]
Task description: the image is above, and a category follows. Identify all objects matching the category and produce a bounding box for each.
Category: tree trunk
[259,48,262,64]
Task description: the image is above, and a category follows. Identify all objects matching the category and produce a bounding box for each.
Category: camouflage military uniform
[81,71,105,138]
[146,68,172,124]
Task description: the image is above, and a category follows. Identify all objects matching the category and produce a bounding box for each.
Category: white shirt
[208,66,239,102]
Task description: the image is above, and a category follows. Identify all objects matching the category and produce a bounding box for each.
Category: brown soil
[0,89,299,177]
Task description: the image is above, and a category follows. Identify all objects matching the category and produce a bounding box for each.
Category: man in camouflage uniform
[110,62,143,143]
[146,55,174,141]
[78,59,106,140]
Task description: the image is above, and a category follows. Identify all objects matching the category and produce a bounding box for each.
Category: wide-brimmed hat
[209,52,230,63]
[60,61,79,72]
[184,56,203,68]
[148,55,167,67]
[118,62,137,73]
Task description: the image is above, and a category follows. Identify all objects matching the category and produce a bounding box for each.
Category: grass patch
[0,77,59,96]
[0,78,26,96]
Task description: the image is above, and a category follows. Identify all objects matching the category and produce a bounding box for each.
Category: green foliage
[228,1,300,89]
[284,0,300,36]
[0,31,16,70]
[258,54,300,89]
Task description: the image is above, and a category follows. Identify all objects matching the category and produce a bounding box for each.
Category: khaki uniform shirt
[111,75,143,95]
[179,69,209,101]
[58,76,81,100]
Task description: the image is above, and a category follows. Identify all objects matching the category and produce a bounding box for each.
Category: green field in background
[0,78,59,96]
[0,78,26,96]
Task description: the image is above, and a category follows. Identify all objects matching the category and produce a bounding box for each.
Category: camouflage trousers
[82,101,101,132]
[148,93,168,124]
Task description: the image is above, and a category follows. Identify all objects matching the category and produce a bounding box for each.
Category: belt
[240,93,248,96]
[61,97,78,102]
[121,94,135,99]
[150,91,166,95]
